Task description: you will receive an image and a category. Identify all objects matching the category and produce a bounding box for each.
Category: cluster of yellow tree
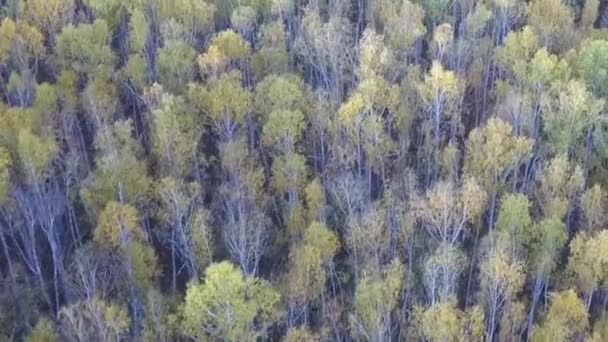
[1,0,608,341]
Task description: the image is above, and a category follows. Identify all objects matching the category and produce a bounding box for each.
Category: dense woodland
[4,0,608,341]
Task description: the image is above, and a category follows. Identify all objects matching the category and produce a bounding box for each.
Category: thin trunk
[465,225,481,307]
[171,226,177,292]
[526,278,544,340]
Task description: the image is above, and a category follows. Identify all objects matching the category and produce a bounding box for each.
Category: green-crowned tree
[581,184,607,231]
[181,261,281,341]
[285,221,339,326]
[525,218,568,336]
[81,120,150,215]
[531,289,588,342]
[56,19,116,76]
[350,259,404,342]
[566,230,608,309]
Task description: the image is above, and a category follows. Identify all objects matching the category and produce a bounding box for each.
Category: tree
[285,221,339,326]
[154,0,215,43]
[417,60,463,181]
[536,155,584,220]
[26,318,58,342]
[56,19,116,75]
[231,6,257,41]
[495,193,533,259]
[423,242,466,304]
[23,0,74,40]
[414,178,487,244]
[94,201,157,290]
[589,317,608,342]
[59,296,131,342]
[255,74,308,116]
[499,301,526,342]
[263,109,305,156]
[531,289,588,342]
[415,298,485,342]
[581,184,607,231]
[157,39,196,93]
[155,177,213,290]
[525,218,568,336]
[81,120,150,214]
[566,230,608,308]
[526,0,575,51]
[0,18,44,71]
[251,21,289,80]
[577,39,608,98]
[216,138,270,277]
[431,23,453,62]
[541,80,604,156]
[495,26,540,83]
[0,146,10,203]
[350,259,404,342]
[147,85,201,178]
[198,29,251,79]
[370,0,426,56]
[338,74,399,187]
[479,244,525,342]
[284,327,319,342]
[294,5,353,101]
[465,117,533,229]
[181,261,281,341]
[190,70,251,141]
[344,205,393,276]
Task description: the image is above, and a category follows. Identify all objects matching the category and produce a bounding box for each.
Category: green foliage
[149,87,200,176]
[81,120,151,213]
[251,21,289,79]
[532,289,588,341]
[527,218,567,277]
[495,26,540,80]
[566,230,608,297]
[157,40,196,93]
[350,259,404,341]
[415,298,470,342]
[372,0,426,53]
[541,80,604,155]
[255,74,308,115]
[3,2,608,341]
[94,201,157,288]
[24,0,74,38]
[496,193,533,255]
[536,155,584,219]
[189,70,251,139]
[0,18,44,66]
[16,129,57,184]
[26,318,58,342]
[581,184,606,230]
[286,221,339,303]
[155,0,215,38]
[198,29,251,78]
[0,146,11,202]
[271,152,308,194]
[86,0,144,21]
[527,0,574,50]
[465,118,533,191]
[56,19,116,75]
[129,9,148,54]
[262,109,305,153]
[181,261,281,340]
[577,39,608,98]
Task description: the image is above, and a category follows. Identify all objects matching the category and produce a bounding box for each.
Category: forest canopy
[1,0,608,341]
